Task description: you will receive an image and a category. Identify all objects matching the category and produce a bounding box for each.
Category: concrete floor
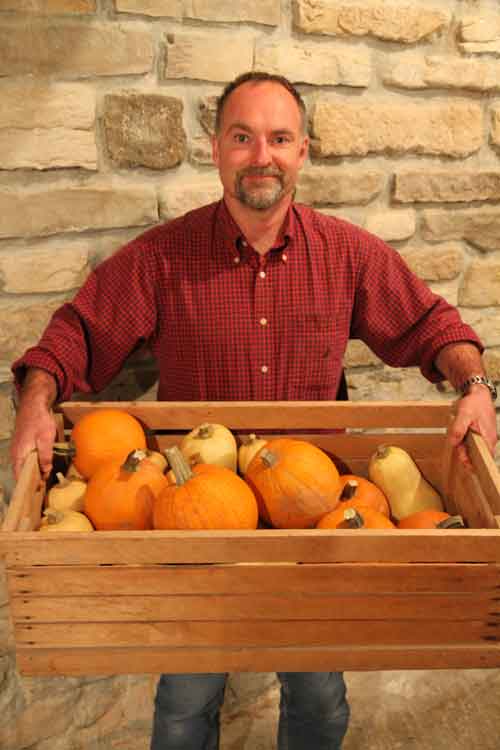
[220,670,500,750]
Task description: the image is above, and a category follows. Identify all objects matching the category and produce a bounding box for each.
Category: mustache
[238,166,284,179]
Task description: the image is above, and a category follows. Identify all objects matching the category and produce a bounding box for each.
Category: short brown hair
[214,71,307,134]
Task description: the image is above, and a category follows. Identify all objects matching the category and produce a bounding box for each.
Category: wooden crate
[1,400,500,677]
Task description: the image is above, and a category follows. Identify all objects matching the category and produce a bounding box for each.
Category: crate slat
[8,562,500,597]
[11,592,497,624]
[14,644,500,676]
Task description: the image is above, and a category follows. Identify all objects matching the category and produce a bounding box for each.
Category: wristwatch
[459,375,497,402]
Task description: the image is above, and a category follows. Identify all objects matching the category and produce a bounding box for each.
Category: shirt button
[259,318,268,326]
[233,256,240,264]
[261,365,268,374]
[259,270,266,278]
[241,240,247,247]
[282,253,288,262]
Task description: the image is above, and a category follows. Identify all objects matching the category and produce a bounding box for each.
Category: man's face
[212,82,309,212]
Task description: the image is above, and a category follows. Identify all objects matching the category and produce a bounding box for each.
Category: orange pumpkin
[84,449,168,530]
[397,511,465,529]
[154,446,259,530]
[69,408,147,479]
[317,506,395,530]
[245,438,341,529]
[337,475,390,517]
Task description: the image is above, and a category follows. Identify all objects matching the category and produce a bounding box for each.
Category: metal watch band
[459,375,497,402]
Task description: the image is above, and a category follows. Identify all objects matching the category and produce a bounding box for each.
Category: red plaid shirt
[13,200,482,402]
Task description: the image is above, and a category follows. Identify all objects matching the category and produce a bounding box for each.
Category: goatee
[235,167,285,210]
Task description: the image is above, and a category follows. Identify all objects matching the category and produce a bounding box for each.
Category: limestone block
[0,81,95,129]
[347,365,441,402]
[460,15,500,42]
[344,339,382,368]
[185,0,280,25]
[483,349,500,382]
[492,106,500,147]
[159,177,222,218]
[0,19,154,77]
[0,0,95,10]
[293,0,450,43]
[459,260,500,307]
[116,0,182,16]
[0,129,97,171]
[311,99,482,158]
[386,55,500,92]
[459,41,500,55]
[0,184,158,239]
[190,135,213,165]
[103,93,187,170]
[461,309,500,348]
[199,95,218,135]
[400,244,464,281]
[428,279,458,307]
[0,298,63,362]
[0,242,89,293]
[0,391,14,441]
[296,168,384,205]
[318,208,366,228]
[365,210,416,242]
[421,209,500,252]
[255,39,371,87]
[395,171,500,204]
[165,32,253,82]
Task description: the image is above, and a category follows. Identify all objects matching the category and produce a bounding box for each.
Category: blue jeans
[150,672,349,750]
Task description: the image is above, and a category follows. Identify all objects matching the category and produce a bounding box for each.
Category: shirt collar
[214,199,295,262]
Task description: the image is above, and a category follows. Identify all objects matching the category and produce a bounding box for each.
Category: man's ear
[298,136,309,167]
[211,134,220,167]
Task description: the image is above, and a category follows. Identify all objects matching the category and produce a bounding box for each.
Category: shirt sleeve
[348,229,483,383]
[11,239,158,402]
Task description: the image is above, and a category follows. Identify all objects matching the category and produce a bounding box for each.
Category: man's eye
[274,135,291,144]
[234,133,249,143]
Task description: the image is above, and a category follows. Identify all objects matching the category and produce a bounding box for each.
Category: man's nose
[251,137,272,166]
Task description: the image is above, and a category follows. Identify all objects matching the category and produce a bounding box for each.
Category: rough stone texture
[199,95,218,135]
[0,243,90,293]
[492,106,500,148]
[0,298,64,362]
[0,81,95,129]
[185,0,280,25]
[0,184,158,239]
[159,176,222,219]
[116,0,182,16]
[103,93,187,170]
[394,171,500,203]
[348,364,444,401]
[293,0,450,43]
[365,210,416,242]
[0,20,154,77]
[460,14,500,42]
[165,32,253,82]
[484,349,500,382]
[190,135,213,165]
[0,391,14,441]
[385,54,500,92]
[459,260,500,307]
[421,208,500,252]
[255,40,371,87]
[311,100,482,158]
[344,339,382,368]
[0,129,97,171]
[0,0,95,10]
[296,168,384,205]
[459,41,500,55]
[400,244,464,281]
[461,308,500,348]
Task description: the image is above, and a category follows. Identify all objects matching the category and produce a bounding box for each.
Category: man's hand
[10,369,58,481]
[447,385,498,468]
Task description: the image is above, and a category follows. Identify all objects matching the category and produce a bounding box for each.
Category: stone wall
[1,0,500,748]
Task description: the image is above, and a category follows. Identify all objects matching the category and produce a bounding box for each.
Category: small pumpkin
[238,434,268,475]
[245,438,341,529]
[181,423,237,472]
[337,475,390,517]
[84,449,168,530]
[317,506,396,530]
[153,446,258,530]
[39,508,94,532]
[397,511,465,529]
[46,472,87,513]
[54,408,147,479]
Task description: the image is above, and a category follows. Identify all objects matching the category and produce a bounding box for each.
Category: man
[10,72,498,749]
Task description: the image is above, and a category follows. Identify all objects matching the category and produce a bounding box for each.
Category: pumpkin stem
[196,423,214,439]
[340,480,358,501]
[259,448,278,468]
[122,449,148,473]
[52,441,76,457]
[43,508,64,525]
[55,472,68,486]
[241,433,258,446]
[374,444,390,460]
[343,507,364,528]
[164,446,193,485]
[437,515,465,529]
